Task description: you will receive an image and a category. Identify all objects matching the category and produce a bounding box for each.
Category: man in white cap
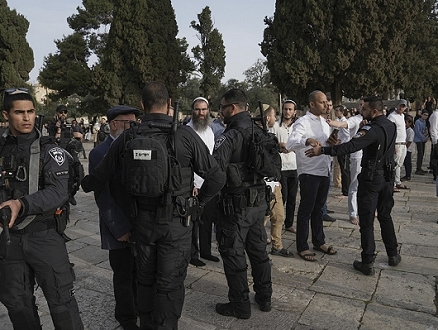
[187,97,221,266]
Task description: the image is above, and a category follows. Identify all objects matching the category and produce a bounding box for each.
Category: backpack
[121,123,181,197]
[243,124,282,181]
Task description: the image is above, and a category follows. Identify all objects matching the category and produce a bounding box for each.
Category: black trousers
[109,247,137,327]
[216,204,272,308]
[337,154,351,196]
[0,229,83,330]
[280,170,298,228]
[135,210,191,330]
[191,196,218,259]
[357,173,398,264]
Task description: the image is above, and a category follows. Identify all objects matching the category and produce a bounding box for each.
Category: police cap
[107,105,140,122]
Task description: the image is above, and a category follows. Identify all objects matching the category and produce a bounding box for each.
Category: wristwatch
[320,147,325,155]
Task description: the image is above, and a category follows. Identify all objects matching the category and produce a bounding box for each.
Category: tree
[261,0,418,105]
[402,0,438,101]
[190,6,226,100]
[95,0,187,107]
[244,59,270,89]
[0,0,34,89]
[67,0,113,59]
[243,59,279,112]
[39,33,92,101]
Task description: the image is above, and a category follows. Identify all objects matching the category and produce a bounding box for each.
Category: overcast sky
[7,0,275,84]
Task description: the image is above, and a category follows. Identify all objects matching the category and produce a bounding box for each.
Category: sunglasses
[58,110,68,114]
[4,87,29,96]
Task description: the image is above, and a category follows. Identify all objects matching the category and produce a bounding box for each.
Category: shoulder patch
[362,125,371,130]
[49,147,66,166]
[214,135,226,150]
[353,130,366,138]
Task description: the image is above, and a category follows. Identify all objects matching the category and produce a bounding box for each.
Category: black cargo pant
[357,173,398,264]
[135,210,191,330]
[216,203,272,310]
[0,228,83,330]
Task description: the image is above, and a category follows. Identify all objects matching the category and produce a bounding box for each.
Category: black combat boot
[388,254,401,266]
[215,302,251,319]
[353,260,375,276]
[254,295,272,312]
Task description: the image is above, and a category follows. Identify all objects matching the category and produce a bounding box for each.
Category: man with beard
[276,100,299,233]
[305,95,401,275]
[187,97,220,266]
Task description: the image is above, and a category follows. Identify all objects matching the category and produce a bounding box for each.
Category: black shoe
[400,176,410,182]
[353,260,375,276]
[254,295,272,312]
[388,254,401,266]
[323,214,337,222]
[326,210,335,214]
[415,170,425,175]
[69,196,77,206]
[122,323,140,330]
[270,248,294,258]
[200,254,220,262]
[215,302,251,319]
[189,258,206,267]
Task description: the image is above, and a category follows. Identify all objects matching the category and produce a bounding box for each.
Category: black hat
[107,105,140,122]
[56,104,68,113]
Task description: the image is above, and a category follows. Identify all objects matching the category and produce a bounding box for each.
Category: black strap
[373,121,396,166]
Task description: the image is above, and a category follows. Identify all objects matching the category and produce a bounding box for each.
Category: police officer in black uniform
[0,88,83,329]
[81,82,225,330]
[213,89,272,319]
[305,95,401,276]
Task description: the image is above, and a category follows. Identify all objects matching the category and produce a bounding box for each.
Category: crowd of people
[0,84,437,330]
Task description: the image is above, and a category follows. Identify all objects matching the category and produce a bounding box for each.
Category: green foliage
[261,0,421,105]
[95,0,185,108]
[39,33,92,101]
[0,0,34,89]
[190,6,226,100]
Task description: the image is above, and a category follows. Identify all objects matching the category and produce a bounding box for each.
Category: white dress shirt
[286,111,331,177]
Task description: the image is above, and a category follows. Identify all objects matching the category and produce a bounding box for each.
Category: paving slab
[361,303,438,330]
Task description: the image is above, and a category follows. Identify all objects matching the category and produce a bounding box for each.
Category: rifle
[36,114,45,133]
[0,169,12,254]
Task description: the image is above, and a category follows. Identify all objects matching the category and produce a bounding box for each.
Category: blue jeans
[296,174,330,253]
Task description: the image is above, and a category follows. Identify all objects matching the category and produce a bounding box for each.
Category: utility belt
[361,166,394,182]
[137,195,200,227]
[219,186,270,216]
[10,218,56,235]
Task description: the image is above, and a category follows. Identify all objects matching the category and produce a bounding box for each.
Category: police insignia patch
[214,135,226,150]
[49,147,66,166]
[354,131,366,138]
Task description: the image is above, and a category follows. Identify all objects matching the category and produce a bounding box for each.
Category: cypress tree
[0,0,34,89]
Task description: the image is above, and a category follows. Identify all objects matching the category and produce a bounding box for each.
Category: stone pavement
[0,140,437,330]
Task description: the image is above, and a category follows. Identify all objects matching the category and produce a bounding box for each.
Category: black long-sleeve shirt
[321,114,396,171]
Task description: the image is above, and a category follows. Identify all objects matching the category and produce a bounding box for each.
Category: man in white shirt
[187,97,220,266]
[286,90,337,261]
[276,100,299,233]
[429,107,438,182]
[388,99,408,191]
[334,105,350,196]
[328,98,365,225]
[263,105,293,257]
